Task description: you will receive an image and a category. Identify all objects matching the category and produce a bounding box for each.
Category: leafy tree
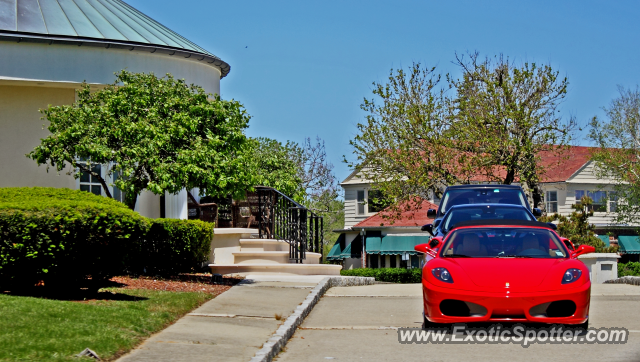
[451,52,575,206]
[252,136,344,249]
[298,137,339,201]
[589,85,640,227]
[349,54,576,216]
[539,196,617,253]
[348,63,459,216]
[29,71,254,210]
[251,137,305,202]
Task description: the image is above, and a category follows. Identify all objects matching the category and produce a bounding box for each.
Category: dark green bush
[0,187,214,286]
[618,261,640,277]
[0,188,148,285]
[340,267,422,283]
[134,218,214,275]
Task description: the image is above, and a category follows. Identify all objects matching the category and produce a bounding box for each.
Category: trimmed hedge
[619,262,640,277]
[340,267,422,283]
[134,218,213,275]
[0,187,213,286]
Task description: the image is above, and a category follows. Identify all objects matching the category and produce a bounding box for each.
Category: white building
[0,0,229,219]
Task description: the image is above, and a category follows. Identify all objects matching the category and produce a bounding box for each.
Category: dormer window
[357,190,366,215]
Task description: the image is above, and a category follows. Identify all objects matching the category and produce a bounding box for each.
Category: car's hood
[449,258,565,290]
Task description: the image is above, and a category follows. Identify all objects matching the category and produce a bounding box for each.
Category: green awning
[340,235,362,258]
[365,235,383,254]
[618,236,640,254]
[379,235,431,255]
[326,234,345,261]
[597,235,610,247]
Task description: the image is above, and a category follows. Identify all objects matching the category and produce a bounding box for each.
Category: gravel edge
[248,276,375,362]
[604,276,640,286]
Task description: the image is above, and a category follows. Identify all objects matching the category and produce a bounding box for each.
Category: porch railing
[254,186,323,263]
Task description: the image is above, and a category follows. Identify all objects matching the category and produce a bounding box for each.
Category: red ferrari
[414,220,595,328]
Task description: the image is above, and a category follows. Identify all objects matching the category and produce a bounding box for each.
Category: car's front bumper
[423,281,590,325]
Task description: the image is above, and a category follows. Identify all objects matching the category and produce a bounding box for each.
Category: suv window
[439,188,528,216]
[441,206,534,232]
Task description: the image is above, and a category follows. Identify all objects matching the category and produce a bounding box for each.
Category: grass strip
[0,288,213,361]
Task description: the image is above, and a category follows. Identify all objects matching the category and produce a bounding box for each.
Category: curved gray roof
[0,0,229,77]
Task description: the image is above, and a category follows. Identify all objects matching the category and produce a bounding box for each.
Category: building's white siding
[541,160,618,225]
[343,184,386,228]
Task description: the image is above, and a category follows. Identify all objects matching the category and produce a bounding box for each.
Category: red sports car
[414,220,595,328]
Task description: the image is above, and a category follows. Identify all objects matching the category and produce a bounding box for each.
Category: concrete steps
[209,228,342,276]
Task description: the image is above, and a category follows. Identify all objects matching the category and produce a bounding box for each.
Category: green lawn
[0,289,213,361]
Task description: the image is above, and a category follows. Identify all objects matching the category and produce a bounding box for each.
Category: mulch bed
[1,274,242,301]
[109,274,242,295]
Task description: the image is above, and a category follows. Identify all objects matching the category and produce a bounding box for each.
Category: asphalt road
[275,284,640,362]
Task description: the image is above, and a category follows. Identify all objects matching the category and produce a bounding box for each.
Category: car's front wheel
[422,314,440,329]
[565,318,589,334]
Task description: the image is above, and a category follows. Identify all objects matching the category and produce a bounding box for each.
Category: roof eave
[0,31,230,78]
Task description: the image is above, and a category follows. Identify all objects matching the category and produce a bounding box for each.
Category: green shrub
[340,267,422,283]
[0,188,148,285]
[618,261,640,277]
[134,218,214,275]
[0,187,214,285]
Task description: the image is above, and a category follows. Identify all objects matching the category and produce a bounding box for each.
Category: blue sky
[128,0,640,182]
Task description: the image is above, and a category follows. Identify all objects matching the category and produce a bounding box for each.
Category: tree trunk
[126,193,138,211]
[503,168,516,185]
[77,163,113,199]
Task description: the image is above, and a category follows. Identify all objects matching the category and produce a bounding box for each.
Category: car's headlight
[562,268,582,284]
[432,267,453,283]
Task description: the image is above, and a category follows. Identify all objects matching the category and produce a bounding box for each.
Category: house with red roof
[328,146,639,269]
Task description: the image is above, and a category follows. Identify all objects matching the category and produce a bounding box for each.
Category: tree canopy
[251,137,305,202]
[589,85,640,227]
[348,53,575,215]
[29,70,254,210]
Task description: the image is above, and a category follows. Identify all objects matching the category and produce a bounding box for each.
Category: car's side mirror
[429,237,442,249]
[573,244,596,256]
[547,222,557,230]
[560,238,575,251]
[414,243,429,254]
[427,209,437,218]
[532,208,542,217]
[421,224,434,236]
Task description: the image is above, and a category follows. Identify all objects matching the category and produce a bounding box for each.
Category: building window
[79,163,102,196]
[575,190,607,212]
[609,192,618,212]
[390,255,397,268]
[368,190,386,213]
[545,190,558,213]
[588,191,607,212]
[357,190,366,215]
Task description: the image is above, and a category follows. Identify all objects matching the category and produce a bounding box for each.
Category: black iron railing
[254,186,324,263]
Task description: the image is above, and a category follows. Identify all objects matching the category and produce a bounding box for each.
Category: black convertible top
[450,219,556,230]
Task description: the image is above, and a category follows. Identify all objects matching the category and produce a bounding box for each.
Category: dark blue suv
[422,185,542,235]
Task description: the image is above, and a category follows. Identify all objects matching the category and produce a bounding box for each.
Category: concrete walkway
[117,277,321,362]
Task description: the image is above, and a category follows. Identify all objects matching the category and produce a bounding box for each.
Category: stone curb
[248,276,375,362]
[604,276,640,286]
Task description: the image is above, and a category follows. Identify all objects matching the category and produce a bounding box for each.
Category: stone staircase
[208,228,341,276]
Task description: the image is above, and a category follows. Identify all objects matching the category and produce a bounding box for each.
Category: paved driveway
[275,284,640,362]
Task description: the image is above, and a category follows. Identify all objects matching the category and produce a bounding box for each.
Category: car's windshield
[439,188,528,215]
[440,227,567,258]
[441,206,534,232]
